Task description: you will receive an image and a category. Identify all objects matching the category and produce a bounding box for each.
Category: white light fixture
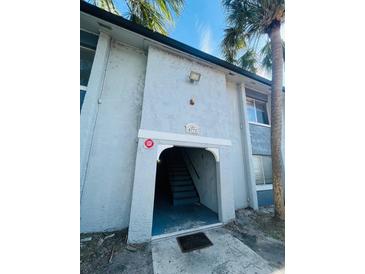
[189,71,201,83]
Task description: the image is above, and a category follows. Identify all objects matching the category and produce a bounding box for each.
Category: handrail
[182,150,200,179]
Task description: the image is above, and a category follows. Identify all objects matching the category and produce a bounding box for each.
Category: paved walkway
[152,227,275,274]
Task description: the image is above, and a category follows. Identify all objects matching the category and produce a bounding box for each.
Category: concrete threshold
[151,222,223,242]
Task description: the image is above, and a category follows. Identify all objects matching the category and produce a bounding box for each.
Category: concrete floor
[152,198,219,236]
[152,227,275,274]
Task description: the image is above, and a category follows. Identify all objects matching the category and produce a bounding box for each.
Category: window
[246,98,269,125]
[80,46,96,111]
[253,155,272,185]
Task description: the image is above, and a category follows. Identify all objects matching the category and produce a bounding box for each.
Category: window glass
[246,99,256,122]
[253,155,272,185]
[262,156,273,184]
[80,47,95,86]
[80,90,86,112]
[253,156,265,185]
[255,100,269,125]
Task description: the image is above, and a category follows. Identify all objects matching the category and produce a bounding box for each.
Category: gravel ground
[80,206,284,273]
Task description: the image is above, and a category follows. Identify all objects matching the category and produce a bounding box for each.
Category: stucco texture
[81,41,147,232]
[226,82,249,209]
[139,47,249,210]
[140,47,231,139]
[183,148,218,213]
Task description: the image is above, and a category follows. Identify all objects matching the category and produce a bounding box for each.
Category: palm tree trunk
[269,22,285,220]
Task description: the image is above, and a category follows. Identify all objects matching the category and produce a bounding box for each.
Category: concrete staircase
[168,158,200,206]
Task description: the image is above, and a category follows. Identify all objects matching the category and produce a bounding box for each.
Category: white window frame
[80,85,87,92]
[253,155,273,191]
[246,97,270,127]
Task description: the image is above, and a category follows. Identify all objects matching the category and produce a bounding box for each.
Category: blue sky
[111,0,281,78]
[113,0,226,58]
[168,0,226,58]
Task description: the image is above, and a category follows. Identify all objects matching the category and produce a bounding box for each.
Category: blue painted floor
[152,199,219,236]
[152,148,219,236]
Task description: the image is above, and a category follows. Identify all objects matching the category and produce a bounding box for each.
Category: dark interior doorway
[152,147,219,236]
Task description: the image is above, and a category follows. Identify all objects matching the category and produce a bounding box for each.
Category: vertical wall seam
[237,83,258,209]
[80,34,112,202]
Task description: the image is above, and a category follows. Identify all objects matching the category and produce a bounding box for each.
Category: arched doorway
[152,146,219,236]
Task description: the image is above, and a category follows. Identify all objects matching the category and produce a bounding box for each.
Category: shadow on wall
[181,147,218,213]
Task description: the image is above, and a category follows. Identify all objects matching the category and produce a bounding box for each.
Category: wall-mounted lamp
[189,71,201,83]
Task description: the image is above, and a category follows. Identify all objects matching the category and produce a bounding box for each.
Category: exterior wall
[127,46,237,243]
[139,46,249,210]
[80,40,147,232]
[248,93,285,207]
[139,46,231,139]
[183,148,218,213]
[80,32,111,195]
[226,82,249,209]
[80,35,274,234]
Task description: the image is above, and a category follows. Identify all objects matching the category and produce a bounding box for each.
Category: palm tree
[87,0,184,35]
[222,0,285,220]
[260,38,285,73]
[239,49,258,73]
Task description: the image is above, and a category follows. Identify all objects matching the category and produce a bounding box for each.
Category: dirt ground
[80,229,153,274]
[225,206,285,270]
[80,206,284,273]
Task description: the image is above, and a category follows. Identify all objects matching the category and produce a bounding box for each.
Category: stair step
[171,185,195,192]
[170,179,193,186]
[169,170,189,174]
[169,166,187,170]
[173,197,200,206]
[169,166,188,171]
[169,173,191,180]
[169,171,187,175]
[169,174,191,180]
[172,190,197,199]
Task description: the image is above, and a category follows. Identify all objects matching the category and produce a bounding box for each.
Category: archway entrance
[152,146,219,236]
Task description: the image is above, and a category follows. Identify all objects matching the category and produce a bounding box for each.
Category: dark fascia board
[81,1,284,90]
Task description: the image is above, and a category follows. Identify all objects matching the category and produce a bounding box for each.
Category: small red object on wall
[144,139,154,149]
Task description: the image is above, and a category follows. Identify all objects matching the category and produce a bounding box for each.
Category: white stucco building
[80,2,284,243]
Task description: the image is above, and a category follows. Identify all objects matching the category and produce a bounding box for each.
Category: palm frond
[91,0,184,35]
[221,27,246,64]
[93,0,119,15]
[259,38,285,73]
[238,49,258,73]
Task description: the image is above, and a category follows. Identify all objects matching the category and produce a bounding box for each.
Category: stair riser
[172,191,198,199]
[169,171,189,176]
[170,180,193,186]
[169,176,191,182]
[173,197,199,206]
[171,185,195,192]
[168,166,186,170]
[166,156,200,206]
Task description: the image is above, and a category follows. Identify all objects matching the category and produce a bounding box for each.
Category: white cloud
[195,19,214,54]
[199,26,213,54]
[256,67,271,79]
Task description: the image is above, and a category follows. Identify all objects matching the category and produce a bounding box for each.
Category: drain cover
[176,232,213,253]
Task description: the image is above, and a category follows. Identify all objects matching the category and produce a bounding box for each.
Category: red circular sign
[144,138,154,149]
